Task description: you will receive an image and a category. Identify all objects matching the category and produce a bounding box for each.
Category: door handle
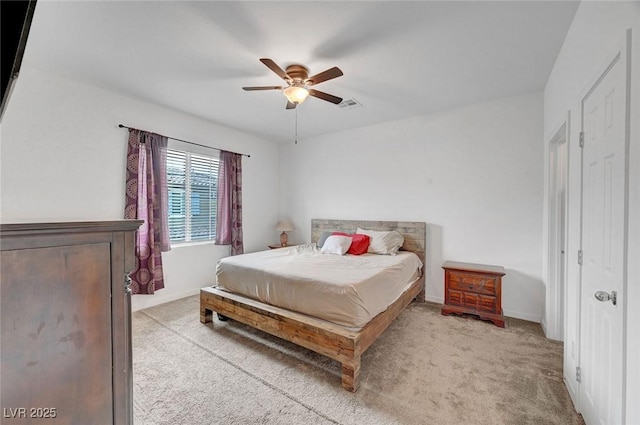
[594,290,617,306]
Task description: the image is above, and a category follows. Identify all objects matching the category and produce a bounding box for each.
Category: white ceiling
[25,1,579,144]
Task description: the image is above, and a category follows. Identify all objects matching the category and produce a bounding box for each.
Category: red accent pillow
[332,232,370,255]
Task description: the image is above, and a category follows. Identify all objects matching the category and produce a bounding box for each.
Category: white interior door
[579,39,629,425]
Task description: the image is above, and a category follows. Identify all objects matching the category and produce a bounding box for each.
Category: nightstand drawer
[478,295,497,313]
[447,272,497,295]
[463,292,478,306]
[460,293,496,313]
[447,289,464,306]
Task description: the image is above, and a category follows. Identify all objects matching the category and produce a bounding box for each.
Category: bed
[200,219,426,392]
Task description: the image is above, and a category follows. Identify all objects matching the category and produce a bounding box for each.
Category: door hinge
[578,250,583,265]
[579,131,584,148]
[576,366,582,383]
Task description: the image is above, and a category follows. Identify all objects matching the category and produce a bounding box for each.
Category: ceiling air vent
[338,98,363,110]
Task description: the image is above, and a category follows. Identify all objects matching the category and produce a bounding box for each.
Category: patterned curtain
[124,129,171,294]
[215,150,243,255]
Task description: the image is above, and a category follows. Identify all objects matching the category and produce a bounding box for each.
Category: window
[167,149,219,243]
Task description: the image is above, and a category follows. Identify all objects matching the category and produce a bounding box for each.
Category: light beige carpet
[133,295,584,425]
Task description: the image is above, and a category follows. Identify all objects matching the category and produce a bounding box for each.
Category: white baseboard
[502,308,541,323]
[540,316,549,336]
[132,288,200,312]
[425,296,541,324]
[426,295,444,304]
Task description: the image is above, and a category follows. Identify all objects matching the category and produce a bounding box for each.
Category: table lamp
[274,220,294,246]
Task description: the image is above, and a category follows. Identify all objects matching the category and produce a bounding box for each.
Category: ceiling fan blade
[242,86,283,91]
[306,67,343,85]
[260,58,290,81]
[308,89,343,105]
[285,101,297,110]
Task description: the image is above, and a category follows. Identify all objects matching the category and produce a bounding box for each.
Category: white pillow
[294,243,318,254]
[320,235,352,255]
[356,228,404,255]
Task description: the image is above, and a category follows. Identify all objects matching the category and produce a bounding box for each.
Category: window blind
[167,149,219,243]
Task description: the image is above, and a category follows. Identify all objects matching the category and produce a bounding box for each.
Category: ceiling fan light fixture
[283,85,309,104]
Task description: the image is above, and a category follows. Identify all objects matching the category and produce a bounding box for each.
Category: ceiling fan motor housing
[285,65,309,83]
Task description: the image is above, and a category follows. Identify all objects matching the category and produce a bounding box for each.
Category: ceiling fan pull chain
[294,108,298,144]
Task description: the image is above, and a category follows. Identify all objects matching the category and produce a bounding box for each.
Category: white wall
[543,1,640,422]
[0,67,281,311]
[280,92,544,322]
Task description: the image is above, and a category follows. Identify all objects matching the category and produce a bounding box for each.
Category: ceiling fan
[243,58,343,109]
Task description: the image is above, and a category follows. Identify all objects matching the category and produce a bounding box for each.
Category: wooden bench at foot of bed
[200,274,425,392]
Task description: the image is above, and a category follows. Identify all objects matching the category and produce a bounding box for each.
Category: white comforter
[216,245,423,329]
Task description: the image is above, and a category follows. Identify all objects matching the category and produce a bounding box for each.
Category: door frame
[545,112,570,342]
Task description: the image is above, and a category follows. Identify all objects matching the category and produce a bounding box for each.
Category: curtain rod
[118,124,250,158]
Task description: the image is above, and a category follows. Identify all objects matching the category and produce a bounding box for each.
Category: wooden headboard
[310,219,426,267]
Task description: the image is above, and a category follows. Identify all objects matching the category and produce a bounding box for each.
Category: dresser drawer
[447,272,497,295]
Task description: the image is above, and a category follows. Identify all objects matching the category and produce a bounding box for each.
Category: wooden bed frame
[200,219,426,392]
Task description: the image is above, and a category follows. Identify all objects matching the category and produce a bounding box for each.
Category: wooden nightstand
[441,261,506,328]
[268,244,290,249]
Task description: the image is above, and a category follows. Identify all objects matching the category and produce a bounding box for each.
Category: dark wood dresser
[1,220,141,424]
[441,261,506,328]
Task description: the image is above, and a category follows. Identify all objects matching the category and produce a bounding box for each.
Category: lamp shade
[283,86,309,104]
[274,220,295,232]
